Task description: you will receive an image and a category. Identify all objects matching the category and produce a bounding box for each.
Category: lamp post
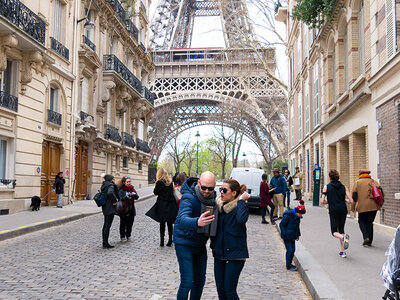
[242,152,246,167]
[195,131,200,175]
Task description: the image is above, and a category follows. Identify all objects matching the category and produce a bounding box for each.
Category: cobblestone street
[0,198,310,299]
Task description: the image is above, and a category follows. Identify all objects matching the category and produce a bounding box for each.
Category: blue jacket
[173,177,210,247]
[270,175,287,194]
[211,197,249,260]
[279,209,301,241]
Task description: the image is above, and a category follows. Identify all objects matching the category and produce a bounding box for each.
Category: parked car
[230,168,264,208]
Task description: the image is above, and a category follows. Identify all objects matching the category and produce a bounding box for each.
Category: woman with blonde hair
[146,168,178,246]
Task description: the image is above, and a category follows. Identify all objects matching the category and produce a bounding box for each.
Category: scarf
[216,195,247,214]
[359,173,371,179]
[195,184,218,237]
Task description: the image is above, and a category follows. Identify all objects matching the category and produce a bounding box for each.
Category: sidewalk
[284,199,393,300]
[0,185,155,242]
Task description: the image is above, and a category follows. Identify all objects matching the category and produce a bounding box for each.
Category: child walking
[279,200,306,271]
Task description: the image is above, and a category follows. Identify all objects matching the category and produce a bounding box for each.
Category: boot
[261,218,269,224]
[166,239,173,247]
[160,236,165,247]
[270,217,276,225]
[166,228,173,246]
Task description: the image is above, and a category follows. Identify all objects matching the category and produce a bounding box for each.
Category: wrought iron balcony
[80,111,94,123]
[0,179,16,188]
[82,35,96,52]
[103,54,143,95]
[0,91,18,112]
[50,37,69,61]
[104,124,122,143]
[125,19,139,42]
[122,132,136,148]
[105,0,126,23]
[136,138,151,153]
[141,1,147,13]
[0,0,46,45]
[142,86,154,105]
[140,42,146,53]
[48,109,62,125]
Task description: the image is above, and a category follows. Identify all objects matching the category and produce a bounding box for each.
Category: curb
[0,194,155,242]
[274,222,345,300]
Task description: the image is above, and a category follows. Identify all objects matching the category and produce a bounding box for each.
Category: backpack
[94,190,106,207]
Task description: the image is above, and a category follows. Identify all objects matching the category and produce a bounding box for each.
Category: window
[84,10,94,41]
[305,78,310,134]
[303,24,308,61]
[290,104,294,147]
[110,37,118,55]
[52,0,64,42]
[332,49,336,102]
[386,0,396,59]
[0,139,6,179]
[297,36,301,75]
[344,29,348,90]
[298,92,302,140]
[0,60,17,96]
[123,157,128,168]
[138,161,142,171]
[81,77,89,113]
[0,137,15,184]
[289,55,294,90]
[313,63,319,127]
[138,119,144,140]
[141,28,146,45]
[358,2,365,75]
[315,144,320,166]
[50,87,59,112]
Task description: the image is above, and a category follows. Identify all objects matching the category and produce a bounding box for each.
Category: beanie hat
[104,174,114,182]
[295,200,306,214]
[273,168,279,173]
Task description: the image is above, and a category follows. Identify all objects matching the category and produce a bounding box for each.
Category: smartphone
[205,206,214,216]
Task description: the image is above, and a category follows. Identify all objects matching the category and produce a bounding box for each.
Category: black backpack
[93,190,106,207]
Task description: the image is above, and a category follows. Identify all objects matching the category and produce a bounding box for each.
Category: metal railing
[48,109,62,125]
[122,132,136,148]
[105,0,126,23]
[125,19,139,42]
[51,37,69,61]
[80,111,94,122]
[83,35,96,52]
[104,124,122,143]
[142,86,154,105]
[0,179,16,188]
[103,54,143,95]
[0,0,46,45]
[0,90,18,112]
[136,138,151,153]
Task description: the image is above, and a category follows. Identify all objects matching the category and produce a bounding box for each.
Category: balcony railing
[136,138,151,153]
[51,37,69,61]
[142,86,154,105]
[80,111,94,123]
[105,0,126,23]
[140,42,146,53]
[122,132,136,148]
[0,91,18,112]
[48,109,62,125]
[83,35,96,52]
[0,0,46,45]
[0,179,16,188]
[125,19,139,42]
[103,54,143,95]
[104,124,122,143]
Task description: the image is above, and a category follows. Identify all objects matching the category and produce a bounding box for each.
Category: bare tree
[182,145,196,176]
[165,135,192,173]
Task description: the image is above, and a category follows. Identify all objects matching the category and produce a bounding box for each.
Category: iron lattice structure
[149,0,288,163]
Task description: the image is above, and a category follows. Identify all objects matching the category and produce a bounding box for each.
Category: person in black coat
[52,172,65,208]
[146,168,178,247]
[101,174,119,248]
[117,176,139,242]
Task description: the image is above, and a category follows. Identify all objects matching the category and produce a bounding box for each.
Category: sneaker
[339,252,347,258]
[127,237,131,241]
[343,234,350,250]
[103,244,114,249]
[121,237,127,242]
[287,265,298,271]
[56,205,62,208]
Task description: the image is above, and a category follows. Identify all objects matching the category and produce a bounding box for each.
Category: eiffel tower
[149,0,287,164]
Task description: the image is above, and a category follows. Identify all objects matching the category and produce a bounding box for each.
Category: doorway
[41,141,61,205]
[75,141,88,200]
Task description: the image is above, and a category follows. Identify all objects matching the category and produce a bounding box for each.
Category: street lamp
[195,131,200,175]
[242,152,246,167]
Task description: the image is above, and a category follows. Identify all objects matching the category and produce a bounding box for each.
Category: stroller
[382,225,400,300]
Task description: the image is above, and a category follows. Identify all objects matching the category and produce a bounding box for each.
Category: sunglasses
[124,176,131,179]
[200,185,215,191]
[219,187,229,194]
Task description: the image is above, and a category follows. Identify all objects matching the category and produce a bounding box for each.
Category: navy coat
[270,175,288,195]
[279,209,301,241]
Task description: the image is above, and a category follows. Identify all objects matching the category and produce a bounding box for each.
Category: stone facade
[0,0,154,214]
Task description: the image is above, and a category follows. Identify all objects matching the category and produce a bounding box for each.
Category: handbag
[370,180,384,206]
[294,177,301,186]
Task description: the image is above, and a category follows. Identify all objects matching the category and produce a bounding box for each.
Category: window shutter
[386,0,396,59]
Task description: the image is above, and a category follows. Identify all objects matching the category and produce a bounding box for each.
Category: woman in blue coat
[211,179,250,300]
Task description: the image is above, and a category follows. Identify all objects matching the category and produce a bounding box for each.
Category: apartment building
[0,0,154,214]
[276,0,400,227]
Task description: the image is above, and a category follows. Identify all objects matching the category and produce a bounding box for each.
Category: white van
[230,167,265,208]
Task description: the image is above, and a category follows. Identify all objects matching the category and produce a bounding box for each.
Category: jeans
[284,189,291,208]
[283,240,296,269]
[358,211,377,243]
[57,194,62,207]
[272,194,284,218]
[102,214,114,246]
[260,206,268,219]
[175,244,207,300]
[120,215,135,238]
[214,259,245,300]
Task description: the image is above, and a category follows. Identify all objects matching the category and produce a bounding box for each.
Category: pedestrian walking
[101,174,119,248]
[260,173,276,225]
[52,172,65,208]
[173,171,217,300]
[293,167,303,200]
[279,200,306,271]
[117,176,139,242]
[269,168,287,219]
[351,169,384,246]
[283,169,293,208]
[211,179,250,300]
[174,172,187,209]
[146,168,178,247]
[320,170,354,258]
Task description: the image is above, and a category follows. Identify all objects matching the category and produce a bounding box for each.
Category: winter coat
[270,175,287,195]
[293,172,303,190]
[260,181,273,207]
[279,209,301,241]
[326,180,347,215]
[101,180,119,216]
[351,177,384,213]
[146,180,178,223]
[173,177,211,247]
[211,196,249,260]
[118,185,139,217]
[52,177,65,194]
